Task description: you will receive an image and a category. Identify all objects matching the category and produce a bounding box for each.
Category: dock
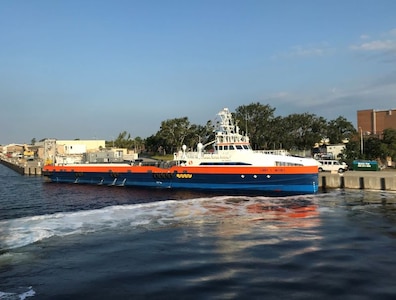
[0,158,42,175]
[319,170,396,191]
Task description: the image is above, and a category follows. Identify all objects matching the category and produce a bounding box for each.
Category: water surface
[1,164,396,299]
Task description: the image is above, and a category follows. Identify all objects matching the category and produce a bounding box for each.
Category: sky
[1,0,396,145]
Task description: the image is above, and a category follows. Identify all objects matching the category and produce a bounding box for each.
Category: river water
[1,164,396,299]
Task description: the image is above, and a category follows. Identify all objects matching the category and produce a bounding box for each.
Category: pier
[319,170,396,191]
[0,158,42,175]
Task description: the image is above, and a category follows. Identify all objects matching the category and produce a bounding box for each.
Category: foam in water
[0,199,173,250]
[0,286,35,300]
[0,195,319,251]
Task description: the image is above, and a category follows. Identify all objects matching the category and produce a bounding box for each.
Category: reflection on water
[0,195,321,251]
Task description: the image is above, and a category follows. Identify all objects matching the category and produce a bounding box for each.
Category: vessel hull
[43,165,319,195]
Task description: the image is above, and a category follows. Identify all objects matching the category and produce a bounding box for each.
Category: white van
[317,160,348,173]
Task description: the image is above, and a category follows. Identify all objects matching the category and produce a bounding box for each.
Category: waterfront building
[357,109,396,137]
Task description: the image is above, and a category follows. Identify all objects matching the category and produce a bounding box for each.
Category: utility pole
[359,127,363,155]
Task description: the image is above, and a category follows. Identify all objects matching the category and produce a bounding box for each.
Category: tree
[364,137,382,160]
[342,137,361,165]
[145,134,166,154]
[234,102,276,149]
[343,128,396,165]
[185,121,215,150]
[102,103,392,160]
[134,136,144,153]
[158,117,192,154]
[380,128,396,161]
[327,116,356,144]
[268,116,286,149]
[282,113,327,151]
[114,131,134,148]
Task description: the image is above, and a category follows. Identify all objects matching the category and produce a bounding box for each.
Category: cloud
[268,91,289,99]
[369,70,396,87]
[258,70,396,125]
[272,43,334,59]
[265,29,396,124]
[350,28,396,62]
[389,28,396,36]
[350,39,395,51]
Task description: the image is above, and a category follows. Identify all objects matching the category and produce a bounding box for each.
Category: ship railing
[130,160,179,169]
[175,152,232,160]
[255,149,290,156]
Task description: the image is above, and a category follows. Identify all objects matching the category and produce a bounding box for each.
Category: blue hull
[44,171,318,195]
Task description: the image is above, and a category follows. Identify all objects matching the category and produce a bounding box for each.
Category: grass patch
[151,154,174,161]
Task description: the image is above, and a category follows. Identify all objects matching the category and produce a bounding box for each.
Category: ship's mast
[215,108,249,145]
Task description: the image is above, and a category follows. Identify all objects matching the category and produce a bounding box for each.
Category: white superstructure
[174,108,319,167]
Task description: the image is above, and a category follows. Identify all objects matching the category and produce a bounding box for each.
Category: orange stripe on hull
[43,165,318,175]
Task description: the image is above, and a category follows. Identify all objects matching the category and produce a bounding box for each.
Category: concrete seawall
[319,171,396,191]
[0,158,42,175]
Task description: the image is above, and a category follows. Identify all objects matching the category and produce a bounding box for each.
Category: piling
[380,178,386,190]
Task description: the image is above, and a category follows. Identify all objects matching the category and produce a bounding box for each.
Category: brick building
[357,109,396,137]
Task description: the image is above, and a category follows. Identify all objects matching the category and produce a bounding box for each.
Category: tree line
[106,102,396,165]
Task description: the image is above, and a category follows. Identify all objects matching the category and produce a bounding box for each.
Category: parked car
[317,159,348,173]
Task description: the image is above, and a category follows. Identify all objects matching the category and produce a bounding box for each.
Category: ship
[42,108,319,195]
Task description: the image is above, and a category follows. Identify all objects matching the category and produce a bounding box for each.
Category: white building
[43,139,106,165]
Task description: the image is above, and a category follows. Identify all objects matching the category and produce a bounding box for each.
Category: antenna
[245,113,248,137]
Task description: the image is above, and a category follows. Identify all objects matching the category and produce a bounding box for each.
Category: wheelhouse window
[275,161,303,166]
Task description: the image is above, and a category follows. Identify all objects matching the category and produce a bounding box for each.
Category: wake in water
[3,190,396,299]
[0,195,319,251]
[0,286,35,300]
